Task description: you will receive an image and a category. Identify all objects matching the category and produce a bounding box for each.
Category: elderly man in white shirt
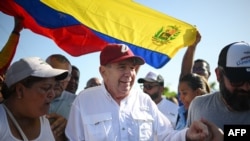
[65,43,223,141]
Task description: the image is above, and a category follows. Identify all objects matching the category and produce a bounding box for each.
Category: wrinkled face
[20,78,56,117]
[100,59,139,101]
[192,62,210,80]
[219,69,250,111]
[141,82,161,101]
[66,68,80,94]
[178,82,200,110]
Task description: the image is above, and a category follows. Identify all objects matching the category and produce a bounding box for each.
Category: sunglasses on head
[140,84,160,90]
[220,67,250,87]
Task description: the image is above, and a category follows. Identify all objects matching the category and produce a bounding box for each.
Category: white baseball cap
[5,57,69,87]
[218,41,250,81]
[138,71,164,84]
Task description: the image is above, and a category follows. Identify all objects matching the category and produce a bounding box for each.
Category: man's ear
[160,85,164,92]
[99,66,106,78]
[215,67,221,82]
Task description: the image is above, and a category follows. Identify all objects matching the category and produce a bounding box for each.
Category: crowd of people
[1,16,250,141]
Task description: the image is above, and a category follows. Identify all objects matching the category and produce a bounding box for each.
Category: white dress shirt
[66,84,187,141]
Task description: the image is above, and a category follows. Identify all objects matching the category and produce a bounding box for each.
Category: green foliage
[163,86,177,98]
[209,81,217,90]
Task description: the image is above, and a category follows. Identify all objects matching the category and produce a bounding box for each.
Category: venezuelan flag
[42,0,197,68]
[0,0,107,57]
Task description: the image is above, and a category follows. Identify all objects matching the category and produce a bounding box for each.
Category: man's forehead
[114,58,138,65]
[194,61,208,67]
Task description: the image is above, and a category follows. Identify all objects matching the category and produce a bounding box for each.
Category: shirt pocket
[131,112,154,141]
[83,112,114,141]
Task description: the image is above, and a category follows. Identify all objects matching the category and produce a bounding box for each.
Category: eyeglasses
[140,84,160,90]
[220,67,250,87]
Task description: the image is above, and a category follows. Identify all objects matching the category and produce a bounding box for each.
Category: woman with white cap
[0,57,68,141]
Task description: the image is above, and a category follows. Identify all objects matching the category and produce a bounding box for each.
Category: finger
[52,119,67,136]
[53,125,64,136]
[197,120,209,136]
[201,119,224,141]
[202,118,224,134]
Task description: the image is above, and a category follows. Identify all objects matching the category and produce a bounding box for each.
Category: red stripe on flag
[0,0,107,56]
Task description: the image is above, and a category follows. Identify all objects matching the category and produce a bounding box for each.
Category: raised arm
[179,31,201,80]
[0,17,23,75]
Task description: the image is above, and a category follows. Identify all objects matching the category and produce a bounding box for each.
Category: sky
[0,0,250,94]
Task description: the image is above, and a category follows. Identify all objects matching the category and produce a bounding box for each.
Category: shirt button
[122,127,125,130]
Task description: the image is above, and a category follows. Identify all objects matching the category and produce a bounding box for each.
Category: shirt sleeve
[151,99,187,141]
[65,97,85,141]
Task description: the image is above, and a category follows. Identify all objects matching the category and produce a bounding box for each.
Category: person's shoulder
[77,85,103,99]
[0,104,5,116]
[192,91,219,105]
[161,98,178,108]
[135,89,151,98]
[61,91,76,100]
[197,91,218,99]
[63,90,76,96]
[132,89,154,103]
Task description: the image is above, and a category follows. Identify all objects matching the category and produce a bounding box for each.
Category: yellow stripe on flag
[41,0,197,58]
